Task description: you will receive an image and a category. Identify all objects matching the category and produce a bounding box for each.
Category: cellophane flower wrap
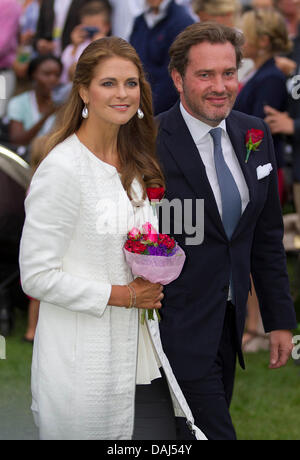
[123,222,186,323]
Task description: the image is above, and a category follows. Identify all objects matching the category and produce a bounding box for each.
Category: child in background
[60,1,111,83]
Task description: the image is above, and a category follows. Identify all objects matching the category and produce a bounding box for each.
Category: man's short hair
[169,22,245,77]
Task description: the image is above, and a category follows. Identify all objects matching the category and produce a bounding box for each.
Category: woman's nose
[116,84,128,98]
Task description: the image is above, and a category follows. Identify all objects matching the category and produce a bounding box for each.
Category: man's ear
[171,69,183,94]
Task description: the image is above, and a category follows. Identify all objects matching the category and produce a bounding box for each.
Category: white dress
[19,134,206,440]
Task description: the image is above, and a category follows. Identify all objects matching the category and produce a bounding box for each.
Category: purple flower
[166,246,179,257]
[148,246,168,256]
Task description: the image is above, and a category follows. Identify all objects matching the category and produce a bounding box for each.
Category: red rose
[158,234,176,250]
[245,129,264,163]
[146,187,165,202]
[245,129,264,145]
[125,240,147,254]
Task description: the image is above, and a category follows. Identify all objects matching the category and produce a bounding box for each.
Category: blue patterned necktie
[209,128,241,239]
[210,128,241,303]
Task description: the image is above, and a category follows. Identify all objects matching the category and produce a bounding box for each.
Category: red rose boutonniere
[245,129,264,163]
[146,187,165,216]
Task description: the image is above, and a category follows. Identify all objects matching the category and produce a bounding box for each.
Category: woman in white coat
[19,37,205,441]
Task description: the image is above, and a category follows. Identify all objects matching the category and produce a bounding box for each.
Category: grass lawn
[0,309,38,440]
[1,307,300,440]
[231,351,300,440]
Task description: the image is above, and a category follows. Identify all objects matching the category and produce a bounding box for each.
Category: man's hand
[275,56,297,77]
[269,330,294,369]
[264,105,294,135]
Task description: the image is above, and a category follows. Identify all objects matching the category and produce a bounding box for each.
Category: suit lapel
[161,104,226,237]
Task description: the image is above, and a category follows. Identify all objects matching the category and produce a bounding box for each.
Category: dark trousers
[176,303,238,440]
[132,368,177,440]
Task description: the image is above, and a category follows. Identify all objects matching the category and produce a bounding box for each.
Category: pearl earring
[137,108,144,119]
[82,104,89,119]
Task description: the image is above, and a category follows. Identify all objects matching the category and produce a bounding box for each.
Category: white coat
[19,134,206,440]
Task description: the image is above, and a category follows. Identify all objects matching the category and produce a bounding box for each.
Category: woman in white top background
[18,37,205,441]
[7,55,62,146]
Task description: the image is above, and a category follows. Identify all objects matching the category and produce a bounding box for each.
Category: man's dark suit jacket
[156,103,297,381]
[35,0,89,52]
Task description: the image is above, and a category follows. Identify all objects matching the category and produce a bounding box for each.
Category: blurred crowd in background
[0,0,300,350]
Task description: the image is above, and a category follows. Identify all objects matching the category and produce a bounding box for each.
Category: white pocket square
[256,163,273,180]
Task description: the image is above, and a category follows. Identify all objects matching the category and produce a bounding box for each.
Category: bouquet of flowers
[123,222,186,323]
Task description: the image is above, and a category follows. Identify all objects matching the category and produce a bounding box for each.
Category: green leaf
[148,310,154,321]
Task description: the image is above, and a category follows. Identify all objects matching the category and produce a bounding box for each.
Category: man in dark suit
[35,0,111,55]
[156,22,297,440]
[130,0,194,115]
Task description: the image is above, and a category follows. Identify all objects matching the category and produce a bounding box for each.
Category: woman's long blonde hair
[46,37,165,199]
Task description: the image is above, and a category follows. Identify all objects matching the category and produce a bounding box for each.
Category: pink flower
[142,222,157,235]
[128,227,141,240]
[145,232,159,244]
[142,222,158,244]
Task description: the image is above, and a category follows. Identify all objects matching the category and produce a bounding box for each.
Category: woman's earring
[82,104,89,119]
[137,108,144,119]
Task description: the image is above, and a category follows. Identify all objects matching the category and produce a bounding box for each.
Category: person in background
[35,0,110,56]
[20,0,42,47]
[275,0,299,38]
[7,55,62,146]
[177,0,199,20]
[252,0,274,9]
[14,0,42,81]
[192,0,241,27]
[130,0,194,115]
[109,0,145,41]
[0,0,22,118]
[60,1,111,84]
[234,8,292,203]
[264,5,300,238]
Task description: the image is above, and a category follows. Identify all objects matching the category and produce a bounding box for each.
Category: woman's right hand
[129,278,163,310]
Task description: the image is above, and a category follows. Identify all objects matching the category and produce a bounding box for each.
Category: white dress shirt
[144,0,172,28]
[180,102,249,219]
